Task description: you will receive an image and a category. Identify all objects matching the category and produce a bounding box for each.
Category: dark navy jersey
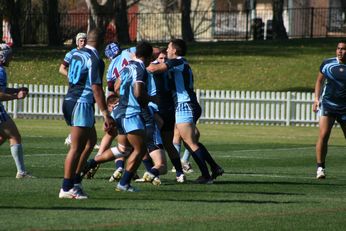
[320,57,346,112]
[65,45,104,103]
[115,59,148,118]
[165,57,198,106]
[149,61,174,110]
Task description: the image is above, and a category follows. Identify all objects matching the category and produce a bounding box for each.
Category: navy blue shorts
[0,104,10,124]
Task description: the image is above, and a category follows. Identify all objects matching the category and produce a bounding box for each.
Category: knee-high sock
[191,148,210,177]
[10,144,25,173]
[171,157,184,176]
[143,158,154,172]
[198,143,219,169]
[119,170,134,186]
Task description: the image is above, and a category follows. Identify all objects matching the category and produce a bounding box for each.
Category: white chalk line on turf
[0,153,66,158]
[0,146,322,159]
[229,173,313,179]
[217,146,346,158]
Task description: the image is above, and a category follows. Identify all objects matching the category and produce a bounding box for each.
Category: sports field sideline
[1,119,346,230]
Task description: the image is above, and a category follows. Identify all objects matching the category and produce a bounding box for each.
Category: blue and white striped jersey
[320,57,346,112]
[65,45,105,104]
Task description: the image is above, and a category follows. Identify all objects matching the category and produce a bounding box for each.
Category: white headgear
[75,32,87,46]
[0,44,12,64]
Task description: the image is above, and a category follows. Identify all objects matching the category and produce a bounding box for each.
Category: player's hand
[17,89,28,99]
[103,116,116,133]
[20,87,29,93]
[312,100,319,113]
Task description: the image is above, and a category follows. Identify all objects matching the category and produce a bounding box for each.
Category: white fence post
[13,83,18,119]
[286,91,291,126]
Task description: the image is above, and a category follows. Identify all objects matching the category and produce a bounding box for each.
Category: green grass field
[7,38,343,91]
[1,119,346,230]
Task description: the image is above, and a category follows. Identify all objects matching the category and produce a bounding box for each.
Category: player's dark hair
[338,40,346,45]
[170,39,187,56]
[107,94,118,105]
[159,47,167,55]
[135,41,153,59]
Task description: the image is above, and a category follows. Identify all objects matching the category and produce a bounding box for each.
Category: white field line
[227,173,313,179]
[217,146,346,158]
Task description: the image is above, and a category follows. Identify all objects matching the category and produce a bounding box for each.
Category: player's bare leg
[116,130,146,191]
[316,116,335,179]
[0,118,33,178]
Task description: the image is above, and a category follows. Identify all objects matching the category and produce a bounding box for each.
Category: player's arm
[114,78,121,96]
[107,80,115,93]
[92,84,115,131]
[0,91,16,101]
[0,85,28,100]
[90,58,114,131]
[146,62,167,73]
[59,63,68,77]
[5,86,28,95]
[133,81,148,107]
[313,72,325,112]
[153,112,164,130]
[134,81,158,107]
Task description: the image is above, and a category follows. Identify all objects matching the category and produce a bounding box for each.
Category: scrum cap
[75,32,87,45]
[0,44,12,64]
[105,42,121,59]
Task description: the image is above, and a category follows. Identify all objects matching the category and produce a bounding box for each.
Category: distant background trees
[0,0,293,47]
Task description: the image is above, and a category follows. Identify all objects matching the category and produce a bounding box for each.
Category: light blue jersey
[165,57,201,124]
[165,57,198,105]
[115,59,147,119]
[65,45,104,104]
[106,47,136,83]
[319,57,346,113]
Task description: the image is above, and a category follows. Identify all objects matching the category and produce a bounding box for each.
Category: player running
[313,40,346,179]
[0,43,35,179]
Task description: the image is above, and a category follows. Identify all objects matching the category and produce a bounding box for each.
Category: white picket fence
[3,84,319,126]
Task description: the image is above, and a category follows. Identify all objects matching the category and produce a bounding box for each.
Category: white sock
[10,143,26,174]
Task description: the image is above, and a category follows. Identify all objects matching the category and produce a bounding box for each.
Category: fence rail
[3,84,318,126]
